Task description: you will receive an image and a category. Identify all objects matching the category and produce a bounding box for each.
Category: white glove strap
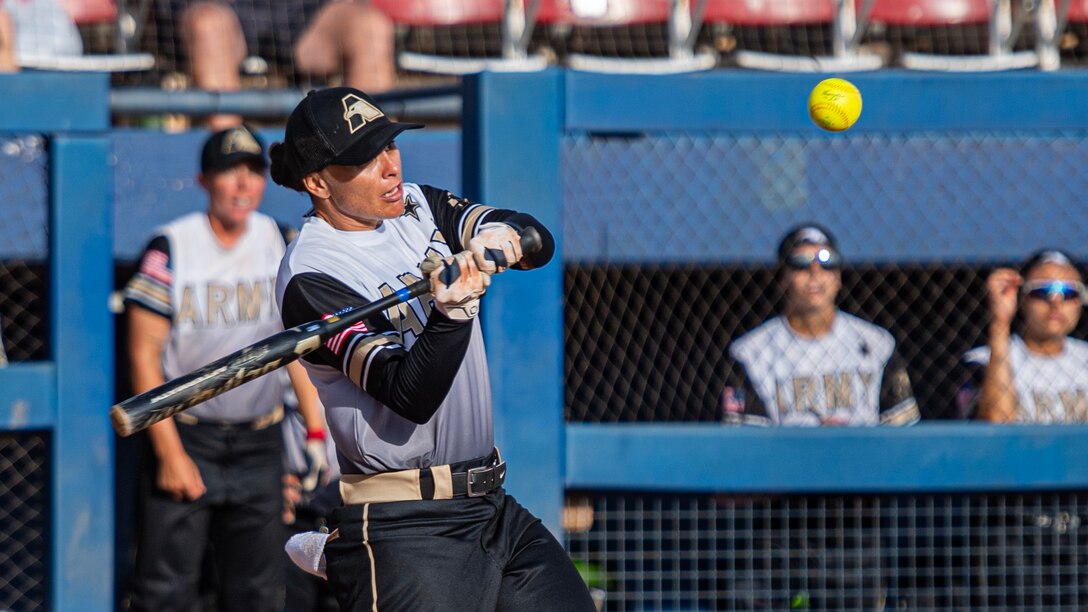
[435,297,481,321]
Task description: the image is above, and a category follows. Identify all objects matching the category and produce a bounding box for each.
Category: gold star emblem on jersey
[341,94,384,134]
[401,194,421,221]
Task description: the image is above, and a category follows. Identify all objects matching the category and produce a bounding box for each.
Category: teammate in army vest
[123,125,325,611]
[959,249,1088,422]
[722,223,919,427]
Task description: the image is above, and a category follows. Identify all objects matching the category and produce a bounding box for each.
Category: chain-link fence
[0,433,50,611]
[558,119,1088,608]
[562,132,1088,423]
[0,135,50,363]
[566,491,1088,612]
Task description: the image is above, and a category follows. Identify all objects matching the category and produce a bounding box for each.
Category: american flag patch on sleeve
[722,386,745,414]
[139,250,172,284]
[323,313,368,355]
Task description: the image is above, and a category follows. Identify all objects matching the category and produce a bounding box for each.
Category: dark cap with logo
[777,223,839,263]
[270,87,423,190]
[201,125,267,174]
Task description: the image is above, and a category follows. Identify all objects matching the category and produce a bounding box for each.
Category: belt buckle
[465,461,506,497]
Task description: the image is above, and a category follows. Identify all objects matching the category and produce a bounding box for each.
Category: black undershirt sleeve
[280,271,474,424]
[419,184,555,270]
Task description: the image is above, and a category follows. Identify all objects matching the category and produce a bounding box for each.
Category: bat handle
[438,226,542,286]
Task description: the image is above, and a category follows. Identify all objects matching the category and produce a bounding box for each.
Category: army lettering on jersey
[174,278,277,328]
[957,334,1088,423]
[724,313,919,427]
[122,211,289,424]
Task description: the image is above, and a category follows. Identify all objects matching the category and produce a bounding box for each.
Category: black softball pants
[324,488,597,611]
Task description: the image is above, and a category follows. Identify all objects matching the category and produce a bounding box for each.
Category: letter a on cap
[342,94,384,134]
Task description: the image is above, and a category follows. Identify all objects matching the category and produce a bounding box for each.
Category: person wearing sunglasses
[958,249,1088,423]
[722,224,919,427]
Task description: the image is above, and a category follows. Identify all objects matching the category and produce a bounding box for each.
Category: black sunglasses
[785,248,842,271]
[1021,279,1086,303]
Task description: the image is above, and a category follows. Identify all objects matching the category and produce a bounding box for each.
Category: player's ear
[302,172,330,199]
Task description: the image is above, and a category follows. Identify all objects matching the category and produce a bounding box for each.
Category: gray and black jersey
[957,334,1088,422]
[276,183,553,476]
[123,211,288,423]
[724,312,919,426]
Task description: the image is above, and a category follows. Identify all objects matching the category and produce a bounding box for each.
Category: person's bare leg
[181,2,247,128]
[0,9,18,73]
[294,2,395,93]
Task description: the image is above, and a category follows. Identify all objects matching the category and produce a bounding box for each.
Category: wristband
[306,429,326,442]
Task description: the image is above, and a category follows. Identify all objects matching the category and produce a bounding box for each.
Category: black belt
[434,450,505,499]
[339,448,506,504]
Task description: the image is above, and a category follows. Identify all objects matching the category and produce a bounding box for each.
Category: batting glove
[468,223,522,274]
[427,252,490,321]
[301,436,328,493]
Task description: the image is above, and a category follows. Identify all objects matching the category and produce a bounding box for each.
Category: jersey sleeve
[721,355,772,426]
[122,235,173,318]
[280,271,474,424]
[877,347,921,425]
[419,184,555,270]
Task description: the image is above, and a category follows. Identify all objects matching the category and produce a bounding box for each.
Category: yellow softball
[808,78,862,132]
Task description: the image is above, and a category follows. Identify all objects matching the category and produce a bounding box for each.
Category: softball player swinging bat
[265,87,595,611]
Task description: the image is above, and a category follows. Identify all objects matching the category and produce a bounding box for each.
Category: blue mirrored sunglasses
[785,248,842,271]
[1022,279,1086,303]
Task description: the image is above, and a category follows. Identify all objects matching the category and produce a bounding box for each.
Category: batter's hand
[429,251,490,320]
[987,268,1022,329]
[156,450,206,501]
[468,223,522,274]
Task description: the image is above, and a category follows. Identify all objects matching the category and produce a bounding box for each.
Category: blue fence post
[463,71,565,534]
[51,136,114,611]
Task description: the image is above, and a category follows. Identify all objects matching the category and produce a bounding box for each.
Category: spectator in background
[158,0,396,129]
[123,125,325,611]
[0,0,83,71]
[722,223,920,427]
[957,249,1088,422]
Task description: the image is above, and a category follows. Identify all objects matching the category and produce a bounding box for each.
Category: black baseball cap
[201,125,267,174]
[777,223,839,263]
[272,87,423,189]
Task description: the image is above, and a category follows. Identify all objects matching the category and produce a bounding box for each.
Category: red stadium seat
[702,0,882,71]
[867,0,1038,70]
[867,0,990,26]
[702,0,836,26]
[56,0,116,25]
[552,0,717,73]
[372,0,504,26]
[372,0,550,74]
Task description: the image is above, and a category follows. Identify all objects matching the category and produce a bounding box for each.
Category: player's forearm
[147,418,187,460]
[288,361,324,433]
[371,311,474,424]
[478,211,554,270]
[977,328,1017,422]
